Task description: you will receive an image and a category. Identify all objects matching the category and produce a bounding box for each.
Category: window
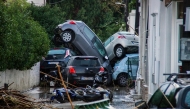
[83,26,95,40]
[93,38,107,57]
[126,56,139,65]
[104,37,111,47]
[48,49,65,55]
[73,58,100,67]
[104,36,114,47]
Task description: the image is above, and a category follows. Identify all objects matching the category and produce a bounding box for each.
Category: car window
[148,83,170,108]
[48,49,65,55]
[104,36,114,47]
[46,49,66,59]
[83,26,95,40]
[126,56,139,65]
[104,37,111,47]
[131,56,139,65]
[93,38,107,57]
[72,58,100,67]
[110,36,114,41]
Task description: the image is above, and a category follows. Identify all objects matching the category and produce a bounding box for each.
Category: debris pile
[0,84,54,109]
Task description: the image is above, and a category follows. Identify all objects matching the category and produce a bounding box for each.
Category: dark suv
[62,56,105,86]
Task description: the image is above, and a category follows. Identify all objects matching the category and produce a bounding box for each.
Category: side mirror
[135,101,148,109]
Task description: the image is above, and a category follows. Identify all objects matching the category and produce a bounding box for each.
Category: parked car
[62,56,106,86]
[52,20,113,85]
[112,53,139,87]
[40,48,76,81]
[104,31,139,61]
[135,73,190,109]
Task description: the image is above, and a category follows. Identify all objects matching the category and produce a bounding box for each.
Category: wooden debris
[0,88,55,109]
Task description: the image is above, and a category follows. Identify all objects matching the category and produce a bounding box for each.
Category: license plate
[48,62,59,64]
[81,77,93,80]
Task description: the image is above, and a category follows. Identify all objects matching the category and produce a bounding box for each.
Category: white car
[104,31,139,61]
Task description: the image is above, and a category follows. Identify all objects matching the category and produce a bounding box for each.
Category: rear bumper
[67,75,94,85]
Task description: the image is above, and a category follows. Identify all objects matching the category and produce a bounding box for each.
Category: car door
[130,56,139,79]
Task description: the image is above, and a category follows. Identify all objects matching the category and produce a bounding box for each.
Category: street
[24,86,138,109]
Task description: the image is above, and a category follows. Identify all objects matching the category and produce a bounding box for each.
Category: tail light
[69,66,76,74]
[118,35,126,39]
[100,66,104,72]
[69,20,76,25]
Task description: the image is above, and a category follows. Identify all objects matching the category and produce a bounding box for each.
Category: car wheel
[114,45,125,59]
[61,30,74,43]
[117,73,129,87]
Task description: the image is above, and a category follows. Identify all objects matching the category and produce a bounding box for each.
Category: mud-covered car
[135,73,190,109]
[52,20,113,85]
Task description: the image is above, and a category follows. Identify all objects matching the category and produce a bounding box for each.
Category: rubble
[0,84,55,109]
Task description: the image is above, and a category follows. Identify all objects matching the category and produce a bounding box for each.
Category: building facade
[137,0,188,101]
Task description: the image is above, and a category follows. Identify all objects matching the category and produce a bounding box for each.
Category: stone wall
[0,62,40,91]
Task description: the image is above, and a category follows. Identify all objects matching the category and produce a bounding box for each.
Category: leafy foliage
[0,0,50,71]
[45,0,123,41]
[129,0,136,12]
[27,4,66,42]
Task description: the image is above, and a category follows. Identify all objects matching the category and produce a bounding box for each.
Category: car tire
[114,45,125,59]
[52,34,63,47]
[61,30,75,43]
[117,73,129,87]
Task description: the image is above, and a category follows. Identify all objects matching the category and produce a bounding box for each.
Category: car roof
[117,31,135,35]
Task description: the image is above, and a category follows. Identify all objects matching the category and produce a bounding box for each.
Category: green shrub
[0,0,50,71]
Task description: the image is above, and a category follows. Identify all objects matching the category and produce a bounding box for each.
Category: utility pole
[125,0,129,31]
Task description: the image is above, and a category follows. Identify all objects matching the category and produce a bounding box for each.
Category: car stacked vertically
[52,20,113,85]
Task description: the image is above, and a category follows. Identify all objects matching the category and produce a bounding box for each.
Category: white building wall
[148,0,161,97]
[146,0,181,98]
[0,62,40,91]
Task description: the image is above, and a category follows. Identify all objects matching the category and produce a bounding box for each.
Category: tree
[27,4,66,44]
[46,0,122,41]
[0,0,50,71]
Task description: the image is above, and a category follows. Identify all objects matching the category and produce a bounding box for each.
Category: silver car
[104,31,139,61]
[52,20,113,85]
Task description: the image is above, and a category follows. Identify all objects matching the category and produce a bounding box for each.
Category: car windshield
[83,25,107,57]
[93,38,107,57]
[46,49,66,59]
[48,49,66,55]
[72,58,100,67]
